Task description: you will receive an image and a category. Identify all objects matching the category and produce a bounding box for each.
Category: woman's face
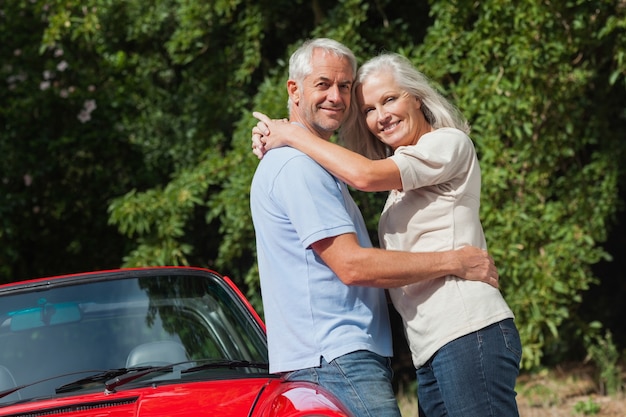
[356,71,429,149]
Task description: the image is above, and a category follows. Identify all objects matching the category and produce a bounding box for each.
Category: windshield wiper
[55,367,153,394]
[103,363,190,394]
[1,360,270,400]
[104,359,269,393]
[0,370,108,400]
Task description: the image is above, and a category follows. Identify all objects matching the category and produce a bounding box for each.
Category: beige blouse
[381,127,514,368]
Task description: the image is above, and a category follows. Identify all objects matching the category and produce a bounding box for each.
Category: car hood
[0,378,271,417]
[0,378,351,417]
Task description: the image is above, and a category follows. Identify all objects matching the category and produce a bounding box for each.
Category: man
[250,38,498,417]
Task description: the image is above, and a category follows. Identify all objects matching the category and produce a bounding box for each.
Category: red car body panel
[0,379,348,417]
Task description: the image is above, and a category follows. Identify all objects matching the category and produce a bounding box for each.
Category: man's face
[288,49,353,140]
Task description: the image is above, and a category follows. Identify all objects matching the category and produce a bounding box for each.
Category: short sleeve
[390,128,475,191]
[271,155,356,248]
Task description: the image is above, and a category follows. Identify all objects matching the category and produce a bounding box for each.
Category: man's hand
[456,246,499,288]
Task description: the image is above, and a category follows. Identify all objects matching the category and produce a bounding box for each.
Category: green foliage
[1,0,625,372]
[585,327,623,396]
[573,397,601,415]
[409,0,625,369]
[1,0,153,279]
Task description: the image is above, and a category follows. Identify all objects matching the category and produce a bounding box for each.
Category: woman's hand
[251,132,266,160]
[250,111,293,159]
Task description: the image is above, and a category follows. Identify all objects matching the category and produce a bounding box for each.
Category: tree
[412,0,625,369]
[0,0,152,280]
[1,0,624,370]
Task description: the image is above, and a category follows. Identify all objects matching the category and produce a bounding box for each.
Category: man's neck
[290,115,333,141]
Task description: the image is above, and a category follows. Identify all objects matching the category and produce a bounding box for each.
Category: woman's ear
[413,96,422,110]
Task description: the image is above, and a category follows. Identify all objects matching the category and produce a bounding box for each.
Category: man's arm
[311,233,499,289]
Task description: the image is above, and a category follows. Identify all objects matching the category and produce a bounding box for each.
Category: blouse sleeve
[389,128,476,191]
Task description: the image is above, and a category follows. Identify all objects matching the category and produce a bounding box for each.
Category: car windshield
[0,269,268,403]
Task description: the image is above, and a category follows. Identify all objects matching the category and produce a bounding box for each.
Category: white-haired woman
[252,52,522,417]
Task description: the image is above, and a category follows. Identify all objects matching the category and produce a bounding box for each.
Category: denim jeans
[285,350,401,417]
[417,318,522,417]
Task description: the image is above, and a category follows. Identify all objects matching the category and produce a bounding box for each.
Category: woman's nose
[376,107,390,122]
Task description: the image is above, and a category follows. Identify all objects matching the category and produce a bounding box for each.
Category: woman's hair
[287,38,357,112]
[340,53,470,159]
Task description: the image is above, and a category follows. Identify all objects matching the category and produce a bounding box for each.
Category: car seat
[125,340,188,368]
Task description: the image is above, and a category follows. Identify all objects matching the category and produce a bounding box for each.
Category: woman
[251,53,522,417]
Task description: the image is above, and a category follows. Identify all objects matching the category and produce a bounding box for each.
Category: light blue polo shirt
[250,146,393,374]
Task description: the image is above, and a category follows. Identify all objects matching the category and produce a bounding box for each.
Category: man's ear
[287,80,300,105]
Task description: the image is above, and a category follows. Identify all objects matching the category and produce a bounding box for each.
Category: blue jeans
[417,319,522,417]
[285,350,401,417]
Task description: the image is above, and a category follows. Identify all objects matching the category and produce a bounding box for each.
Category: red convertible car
[0,267,352,416]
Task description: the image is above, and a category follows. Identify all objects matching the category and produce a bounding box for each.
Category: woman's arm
[252,111,402,191]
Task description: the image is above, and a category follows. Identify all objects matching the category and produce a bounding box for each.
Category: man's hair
[287,38,357,112]
[341,53,470,159]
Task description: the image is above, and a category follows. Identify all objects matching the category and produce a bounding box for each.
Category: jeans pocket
[384,356,395,380]
[499,319,523,360]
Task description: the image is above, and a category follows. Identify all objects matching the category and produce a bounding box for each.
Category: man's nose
[327,85,341,102]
